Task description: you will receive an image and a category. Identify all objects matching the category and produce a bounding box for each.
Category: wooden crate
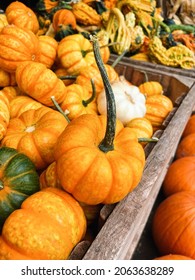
[69,62,195,260]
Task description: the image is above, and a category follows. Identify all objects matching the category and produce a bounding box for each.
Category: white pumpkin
[97,76,146,125]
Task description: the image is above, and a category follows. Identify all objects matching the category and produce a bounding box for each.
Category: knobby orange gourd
[54,36,145,205]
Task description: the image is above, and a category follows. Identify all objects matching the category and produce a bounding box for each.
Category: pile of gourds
[0,1,175,260]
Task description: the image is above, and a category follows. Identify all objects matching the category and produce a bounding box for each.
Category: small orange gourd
[175,133,195,159]
[0,187,87,260]
[38,35,58,68]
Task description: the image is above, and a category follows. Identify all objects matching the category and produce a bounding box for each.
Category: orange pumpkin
[52,9,77,32]
[38,35,58,68]
[60,83,98,120]
[15,61,67,106]
[76,63,119,96]
[57,34,96,75]
[139,81,163,97]
[54,67,75,86]
[0,69,16,87]
[0,11,8,32]
[145,94,173,130]
[125,117,153,146]
[0,91,10,140]
[162,157,195,197]
[152,191,195,259]
[0,187,87,260]
[2,107,68,170]
[175,133,195,159]
[154,254,193,260]
[39,161,61,189]
[182,114,195,138]
[53,38,145,205]
[0,86,23,102]
[9,95,44,118]
[0,25,40,73]
[5,1,39,34]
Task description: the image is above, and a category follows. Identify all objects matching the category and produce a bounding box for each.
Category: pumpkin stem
[82,79,96,107]
[0,180,3,189]
[51,96,71,123]
[111,49,129,68]
[91,35,116,153]
[58,75,77,80]
[138,137,159,143]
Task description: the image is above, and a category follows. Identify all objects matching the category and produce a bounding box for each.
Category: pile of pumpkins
[0,1,174,260]
[152,113,195,260]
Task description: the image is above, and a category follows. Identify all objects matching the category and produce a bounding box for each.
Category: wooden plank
[83,82,195,260]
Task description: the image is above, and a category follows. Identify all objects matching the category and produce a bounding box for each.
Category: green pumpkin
[0,147,40,230]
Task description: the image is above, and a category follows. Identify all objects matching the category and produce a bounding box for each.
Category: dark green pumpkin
[0,147,40,230]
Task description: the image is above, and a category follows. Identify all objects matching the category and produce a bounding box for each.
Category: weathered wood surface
[110,54,195,78]
[82,78,195,260]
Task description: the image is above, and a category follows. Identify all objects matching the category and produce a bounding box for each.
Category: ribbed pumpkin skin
[15,61,67,106]
[1,107,68,170]
[152,191,195,259]
[0,187,87,260]
[0,25,40,73]
[0,91,10,140]
[57,34,96,75]
[76,63,119,95]
[0,147,40,230]
[60,84,98,120]
[54,114,145,205]
[5,1,39,34]
[163,156,195,197]
[139,81,163,97]
[38,35,58,68]
[175,133,195,159]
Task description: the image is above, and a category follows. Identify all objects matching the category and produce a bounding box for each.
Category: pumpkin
[182,114,195,138]
[38,35,58,68]
[5,1,39,34]
[97,76,146,125]
[0,91,10,140]
[54,37,145,205]
[60,83,98,121]
[54,67,75,86]
[15,61,67,106]
[125,117,153,146]
[9,96,44,119]
[0,25,40,73]
[175,133,195,159]
[139,81,163,97]
[0,187,87,260]
[162,156,195,197]
[145,94,173,130]
[0,69,16,87]
[39,161,102,224]
[0,10,8,32]
[152,191,195,259]
[76,63,119,95]
[57,34,96,75]
[0,86,23,102]
[52,9,77,32]
[1,107,68,170]
[154,254,193,260]
[0,146,40,230]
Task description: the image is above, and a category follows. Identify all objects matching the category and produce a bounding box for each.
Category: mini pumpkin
[57,33,96,75]
[2,107,68,170]
[0,69,16,87]
[175,133,195,159]
[0,146,40,230]
[0,25,40,73]
[38,35,58,68]
[5,1,39,34]
[15,61,67,106]
[60,83,98,120]
[182,114,195,138]
[0,91,10,140]
[54,37,145,205]
[0,187,86,260]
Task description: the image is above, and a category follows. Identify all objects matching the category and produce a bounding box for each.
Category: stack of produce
[0,1,176,260]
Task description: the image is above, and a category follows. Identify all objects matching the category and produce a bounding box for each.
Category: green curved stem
[91,35,116,153]
[51,96,70,123]
[82,79,96,107]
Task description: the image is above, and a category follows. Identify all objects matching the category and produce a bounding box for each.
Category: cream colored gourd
[97,76,146,125]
